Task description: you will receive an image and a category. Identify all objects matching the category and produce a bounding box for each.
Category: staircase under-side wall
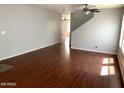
[69,10,94,46]
[71,10,94,31]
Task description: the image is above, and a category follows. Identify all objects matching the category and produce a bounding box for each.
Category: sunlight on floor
[101,66,109,75]
[109,58,114,64]
[102,58,109,64]
[109,66,115,75]
[100,57,115,76]
[102,58,114,64]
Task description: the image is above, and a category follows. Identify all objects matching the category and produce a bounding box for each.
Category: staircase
[71,10,94,31]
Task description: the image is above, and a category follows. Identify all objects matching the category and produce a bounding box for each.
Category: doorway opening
[61,13,71,47]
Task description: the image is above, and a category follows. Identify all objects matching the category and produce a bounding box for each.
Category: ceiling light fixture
[1,30,6,35]
[62,17,67,21]
[85,10,90,15]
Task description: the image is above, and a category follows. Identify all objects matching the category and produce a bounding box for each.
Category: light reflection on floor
[100,57,115,76]
[61,37,70,61]
[64,37,70,55]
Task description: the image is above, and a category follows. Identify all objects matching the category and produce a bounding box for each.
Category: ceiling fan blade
[90,9,98,10]
[85,4,88,6]
[93,11,100,12]
[90,9,100,12]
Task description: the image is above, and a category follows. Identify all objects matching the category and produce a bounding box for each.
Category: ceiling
[32,4,124,14]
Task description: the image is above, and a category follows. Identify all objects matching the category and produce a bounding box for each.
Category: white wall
[117,8,124,83]
[0,5,61,60]
[71,8,123,54]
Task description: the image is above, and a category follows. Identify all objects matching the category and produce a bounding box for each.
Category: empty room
[0,4,124,88]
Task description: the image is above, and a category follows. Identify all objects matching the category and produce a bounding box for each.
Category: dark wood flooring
[0,43,123,88]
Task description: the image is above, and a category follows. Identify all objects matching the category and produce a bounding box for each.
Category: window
[119,15,124,48]
[119,10,124,54]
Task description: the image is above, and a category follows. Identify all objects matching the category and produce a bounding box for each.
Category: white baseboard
[71,47,117,55]
[0,42,60,61]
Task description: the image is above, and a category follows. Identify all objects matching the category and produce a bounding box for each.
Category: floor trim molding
[0,42,60,61]
[71,47,117,55]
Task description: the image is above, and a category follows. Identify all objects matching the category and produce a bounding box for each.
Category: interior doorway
[61,13,71,47]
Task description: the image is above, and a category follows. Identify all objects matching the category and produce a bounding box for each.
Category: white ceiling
[32,4,124,14]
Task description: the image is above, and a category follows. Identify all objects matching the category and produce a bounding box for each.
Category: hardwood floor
[0,43,123,88]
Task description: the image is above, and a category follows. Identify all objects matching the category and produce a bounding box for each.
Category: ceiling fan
[83,4,100,14]
[70,4,100,15]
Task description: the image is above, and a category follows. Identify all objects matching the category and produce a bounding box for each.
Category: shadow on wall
[71,10,94,31]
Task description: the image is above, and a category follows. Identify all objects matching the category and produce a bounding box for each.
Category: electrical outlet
[95,46,98,49]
